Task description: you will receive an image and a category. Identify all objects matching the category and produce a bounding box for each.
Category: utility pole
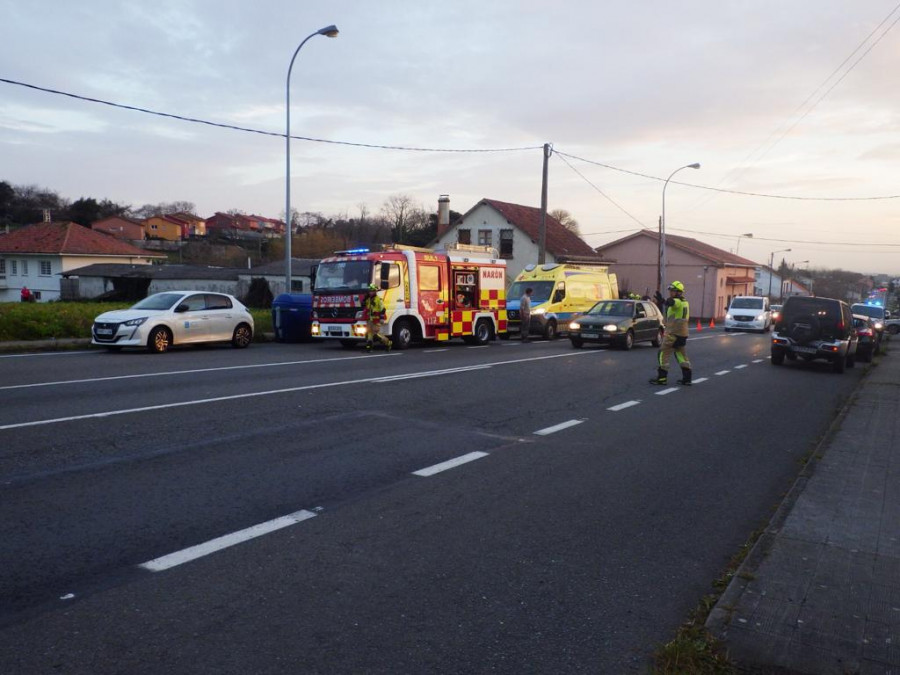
[538,143,551,264]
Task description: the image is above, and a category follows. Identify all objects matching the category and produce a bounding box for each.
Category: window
[204,294,233,310]
[0,259,5,277]
[21,260,28,276]
[40,260,52,276]
[375,262,401,289]
[457,229,471,244]
[478,230,492,247]
[290,279,304,292]
[419,265,441,291]
[500,229,513,258]
[10,260,17,276]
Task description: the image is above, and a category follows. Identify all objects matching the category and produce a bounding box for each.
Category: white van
[725,296,771,332]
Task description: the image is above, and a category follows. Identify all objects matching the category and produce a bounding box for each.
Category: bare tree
[550,208,581,236]
[381,194,429,244]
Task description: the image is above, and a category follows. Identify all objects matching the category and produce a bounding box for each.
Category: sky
[2,0,900,275]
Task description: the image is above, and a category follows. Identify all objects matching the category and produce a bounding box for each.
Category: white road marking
[371,365,491,383]
[655,387,679,396]
[752,359,765,363]
[139,509,317,572]
[534,419,585,435]
[608,400,640,412]
[412,451,489,477]
[734,364,748,369]
[693,377,709,384]
[0,350,599,430]
[422,349,449,353]
[0,351,94,359]
[715,370,730,376]
[466,345,490,349]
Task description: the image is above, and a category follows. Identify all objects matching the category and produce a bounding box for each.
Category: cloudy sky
[2,1,900,274]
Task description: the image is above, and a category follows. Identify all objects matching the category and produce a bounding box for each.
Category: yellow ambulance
[506,263,619,339]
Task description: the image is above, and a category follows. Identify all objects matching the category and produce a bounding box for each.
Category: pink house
[595,229,760,321]
[92,215,146,241]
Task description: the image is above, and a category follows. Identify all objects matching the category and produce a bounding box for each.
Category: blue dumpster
[272,293,313,342]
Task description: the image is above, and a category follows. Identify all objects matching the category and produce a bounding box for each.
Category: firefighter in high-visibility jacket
[364,284,392,352]
[650,280,692,385]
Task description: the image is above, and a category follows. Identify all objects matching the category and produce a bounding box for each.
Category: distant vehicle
[568,299,664,350]
[885,317,900,335]
[506,263,619,340]
[92,291,254,353]
[852,314,880,363]
[771,296,857,373]
[770,304,783,323]
[850,303,888,341]
[724,296,771,332]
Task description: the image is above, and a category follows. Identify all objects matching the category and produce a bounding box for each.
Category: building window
[40,260,52,276]
[0,259,5,277]
[457,229,471,244]
[500,229,514,258]
[21,260,28,276]
[10,260,17,275]
[290,279,304,292]
[478,230,492,247]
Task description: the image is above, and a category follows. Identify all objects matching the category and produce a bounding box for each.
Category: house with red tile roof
[595,229,761,321]
[143,214,189,241]
[92,215,146,241]
[0,221,163,301]
[432,197,602,282]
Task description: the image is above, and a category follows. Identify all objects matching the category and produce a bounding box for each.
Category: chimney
[437,194,450,240]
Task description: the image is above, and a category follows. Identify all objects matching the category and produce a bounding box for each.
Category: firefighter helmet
[668,280,685,292]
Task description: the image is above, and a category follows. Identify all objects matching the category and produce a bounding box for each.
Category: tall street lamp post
[788,260,809,298]
[285,24,339,294]
[735,232,753,256]
[767,247,791,299]
[659,162,701,294]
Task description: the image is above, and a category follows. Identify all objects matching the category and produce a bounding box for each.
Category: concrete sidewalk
[707,350,900,674]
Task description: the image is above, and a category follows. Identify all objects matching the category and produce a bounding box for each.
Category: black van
[771,296,858,373]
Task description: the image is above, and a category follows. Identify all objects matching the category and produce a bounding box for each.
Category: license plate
[791,345,817,354]
[96,328,114,336]
[736,322,750,327]
[582,331,599,338]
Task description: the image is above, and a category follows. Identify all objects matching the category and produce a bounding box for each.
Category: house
[206,212,285,240]
[754,266,784,299]
[0,221,163,302]
[782,277,812,299]
[91,215,146,241]
[431,197,601,282]
[237,258,319,297]
[170,212,207,238]
[60,263,246,301]
[595,229,759,321]
[143,215,187,242]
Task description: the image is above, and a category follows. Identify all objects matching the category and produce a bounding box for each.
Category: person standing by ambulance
[364,284,392,352]
[519,287,533,342]
[649,280,692,385]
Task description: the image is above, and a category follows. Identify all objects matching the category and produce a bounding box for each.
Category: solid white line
[412,451,489,477]
[608,400,640,412]
[715,370,730,376]
[655,387,679,396]
[0,351,95,359]
[371,364,491,383]
[0,349,600,431]
[734,364,748,369]
[534,419,584,436]
[139,509,316,572]
[752,359,765,363]
[693,377,709,384]
[422,349,449,353]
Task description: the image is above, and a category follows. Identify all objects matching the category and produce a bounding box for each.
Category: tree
[381,194,430,245]
[549,208,581,236]
[130,201,197,219]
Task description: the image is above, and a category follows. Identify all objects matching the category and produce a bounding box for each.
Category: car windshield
[851,304,884,319]
[131,293,184,310]
[586,300,634,316]
[730,298,764,309]
[315,261,373,291]
[507,281,554,304]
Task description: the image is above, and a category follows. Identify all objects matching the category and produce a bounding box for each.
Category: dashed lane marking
[655,387,679,396]
[734,364,748,369]
[534,419,585,435]
[412,451,489,477]
[693,377,709,384]
[752,359,765,363]
[608,400,641,412]
[715,370,730,376]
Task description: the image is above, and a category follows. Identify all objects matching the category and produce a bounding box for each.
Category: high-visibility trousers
[366,318,390,346]
[658,332,691,371]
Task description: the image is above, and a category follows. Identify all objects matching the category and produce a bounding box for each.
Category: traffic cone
[696,319,703,331]
[709,318,716,328]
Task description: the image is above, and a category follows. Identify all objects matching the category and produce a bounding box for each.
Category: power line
[668,226,900,248]
[554,150,900,201]
[553,152,648,229]
[0,77,541,153]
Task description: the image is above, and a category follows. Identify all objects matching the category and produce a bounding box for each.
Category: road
[0,330,862,673]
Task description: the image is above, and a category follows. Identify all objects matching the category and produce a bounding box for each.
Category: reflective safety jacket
[364,295,386,323]
[665,296,690,337]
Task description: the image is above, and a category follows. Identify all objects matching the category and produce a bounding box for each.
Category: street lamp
[767,248,791,299]
[788,260,809,298]
[659,162,701,294]
[285,24,339,294]
[735,232,753,256]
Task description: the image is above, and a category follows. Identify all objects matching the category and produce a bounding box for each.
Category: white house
[432,197,601,283]
[0,222,163,302]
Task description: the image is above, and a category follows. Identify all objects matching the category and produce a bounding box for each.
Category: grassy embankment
[0,302,272,342]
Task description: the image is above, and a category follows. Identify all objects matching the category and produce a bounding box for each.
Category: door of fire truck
[415,260,449,338]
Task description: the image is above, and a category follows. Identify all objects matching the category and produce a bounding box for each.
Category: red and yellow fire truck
[311,243,507,348]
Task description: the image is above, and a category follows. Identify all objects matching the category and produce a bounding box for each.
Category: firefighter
[364,284,392,352]
[649,280,692,386]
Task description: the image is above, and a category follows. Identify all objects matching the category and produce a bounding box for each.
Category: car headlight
[123,317,148,327]
[603,324,619,332]
[569,321,581,331]
[874,321,884,330]
[725,313,732,320]
[533,307,546,315]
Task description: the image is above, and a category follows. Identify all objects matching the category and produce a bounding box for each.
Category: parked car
[850,303,888,342]
[852,314,880,363]
[886,318,900,335]
[724,296,771,332]
[771,296,857,373]
[92,291,254,353]
[770,304,783,323]
[568,299,664,350]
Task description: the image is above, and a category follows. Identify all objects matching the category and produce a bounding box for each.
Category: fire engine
[311,243,507,349]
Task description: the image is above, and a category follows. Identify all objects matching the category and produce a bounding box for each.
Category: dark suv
[771,296,858,373]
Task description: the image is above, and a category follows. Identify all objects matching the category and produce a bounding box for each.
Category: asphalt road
[0,330,863,673]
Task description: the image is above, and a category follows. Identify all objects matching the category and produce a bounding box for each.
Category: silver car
[92,291,254,353]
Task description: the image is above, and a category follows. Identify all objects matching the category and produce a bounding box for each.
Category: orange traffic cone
[696,319,703,331]
[709,318,716,328]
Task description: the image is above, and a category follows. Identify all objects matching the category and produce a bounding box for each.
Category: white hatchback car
[92,291,254,353]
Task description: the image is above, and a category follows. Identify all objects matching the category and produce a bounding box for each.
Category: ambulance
[506,262,619,339]
[311,243,507,349]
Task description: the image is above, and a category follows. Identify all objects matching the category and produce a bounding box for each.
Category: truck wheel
[543,321,557,340]
[473,319,493,345]
[391,320,413,350]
